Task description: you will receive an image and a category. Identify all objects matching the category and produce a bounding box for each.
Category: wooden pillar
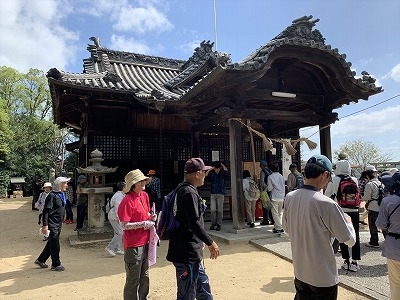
[319,124,332,161]
[229,118,245,229]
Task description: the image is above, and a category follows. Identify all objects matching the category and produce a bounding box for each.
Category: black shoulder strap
[388,203,400,220]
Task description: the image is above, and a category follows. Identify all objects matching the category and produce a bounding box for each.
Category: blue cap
[260,160,268,167]
[307,155,332,173]
[78,175,86,181]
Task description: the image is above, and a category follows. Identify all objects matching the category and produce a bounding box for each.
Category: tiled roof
[48,38,225,102]
[224,15,382,94]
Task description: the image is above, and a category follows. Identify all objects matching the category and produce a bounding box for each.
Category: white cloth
[267,172,285,201]
[283,188,356,287]
[362,178,384,212]
[108,191,125,221]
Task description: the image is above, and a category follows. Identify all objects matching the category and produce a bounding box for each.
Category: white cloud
[179,40,202,55]
[0,0,78,72]
[300,105,400,160]
[112,5,173,34]
[389,63,400,82]
[110,35,151,54]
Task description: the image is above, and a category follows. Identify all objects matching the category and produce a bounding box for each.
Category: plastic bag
[260,190,272,209]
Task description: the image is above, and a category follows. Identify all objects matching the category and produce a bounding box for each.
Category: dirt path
[0,197,369,300]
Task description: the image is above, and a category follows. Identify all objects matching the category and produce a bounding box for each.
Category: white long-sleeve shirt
[267,172,285,201]
[108,191,125,221]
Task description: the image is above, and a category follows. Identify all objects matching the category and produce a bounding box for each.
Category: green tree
[334,139,392,171]
[0,101,13,196]
[0,66,73,187]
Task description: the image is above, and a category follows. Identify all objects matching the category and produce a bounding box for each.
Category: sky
[1,0,399,162]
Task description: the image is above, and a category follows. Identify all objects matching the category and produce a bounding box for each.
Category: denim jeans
[76,204,87,229]
[173,262,213,300]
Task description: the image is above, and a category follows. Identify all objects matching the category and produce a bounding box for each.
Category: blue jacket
[209,169,228,194]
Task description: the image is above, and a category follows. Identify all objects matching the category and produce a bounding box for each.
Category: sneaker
[51,265,65,271]
[260,221,269,225]
[105,247,116,257]
[273,229,284,234]
[365,243,380,248]
[341,260,350,271]
[349,262,360,272]
[43,237,48,241]
[115,250,125,255]
[250,223,255,228]
[216,225,221,231]
[34,259,48,268]
[210,224,216,230]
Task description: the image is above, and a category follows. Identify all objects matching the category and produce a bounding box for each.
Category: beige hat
[366,165,377,172]
[125,169,149,191]
[42,182,52,189]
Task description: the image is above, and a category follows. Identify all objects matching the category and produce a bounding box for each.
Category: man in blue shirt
[206,161,228,231]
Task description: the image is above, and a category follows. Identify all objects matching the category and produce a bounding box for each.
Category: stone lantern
[74,149,117,241]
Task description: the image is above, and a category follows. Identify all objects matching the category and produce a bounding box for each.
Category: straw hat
[125,169,149,191]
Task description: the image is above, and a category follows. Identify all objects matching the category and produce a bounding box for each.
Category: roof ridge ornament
[273,15,325,44]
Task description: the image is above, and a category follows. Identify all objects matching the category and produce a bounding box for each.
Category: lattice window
[93,136,132,160]
[137,137,160,160]
[176,137,191,160]
[199,137,230,161]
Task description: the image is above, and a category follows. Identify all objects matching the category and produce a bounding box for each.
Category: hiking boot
[349,262,360,272]
[365,243,380,248]
[210,223,216,230]
[34,259,48,268]
[51,265,65,271]
[105,247,116,257]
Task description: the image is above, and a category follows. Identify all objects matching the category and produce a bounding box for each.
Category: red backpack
[336,175,362,208]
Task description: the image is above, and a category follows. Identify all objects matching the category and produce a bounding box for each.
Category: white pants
[388,258,400,300]
[271,200,283,230]
[107,219,123,252]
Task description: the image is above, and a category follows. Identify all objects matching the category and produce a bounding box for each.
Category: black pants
[294,278,338,300]
[65,199,73,221]
[339,210,360,260]
[37,227,62,267]
[32,194,39,210]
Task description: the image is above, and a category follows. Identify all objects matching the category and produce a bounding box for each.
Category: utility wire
[301,93,400,134]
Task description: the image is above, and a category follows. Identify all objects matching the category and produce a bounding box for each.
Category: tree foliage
[334,139,393,170]
[0,66,73,195]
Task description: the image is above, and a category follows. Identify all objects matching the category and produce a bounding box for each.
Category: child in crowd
[35,182,52,225]
[35,182,52,241]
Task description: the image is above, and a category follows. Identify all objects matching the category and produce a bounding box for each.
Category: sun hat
[307,154,333,173]
[52,177,71,192]
[184,158,212,173]
[125,169,149,191]
[289,163,297,170]
[42,182,52,189]
[366,165,377,172]
[147,170,156,175]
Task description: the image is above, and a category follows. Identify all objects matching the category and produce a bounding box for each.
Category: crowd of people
[31,155,399,300]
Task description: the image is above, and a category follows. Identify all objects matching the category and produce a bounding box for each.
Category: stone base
[69,224,114,246]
